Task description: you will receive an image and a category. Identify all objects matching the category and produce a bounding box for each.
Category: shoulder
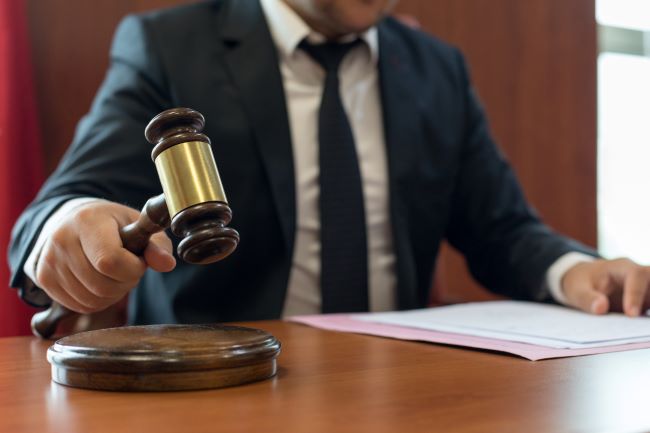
[378,17,469,86]
[112,0,225,48]
[110,1,226,68]
[126,0,224,28]
[380,16,460,58]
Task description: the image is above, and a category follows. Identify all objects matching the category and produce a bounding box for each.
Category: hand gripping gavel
[31,108,240,339]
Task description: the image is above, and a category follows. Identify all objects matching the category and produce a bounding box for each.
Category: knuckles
[73,297,117,314]
[48,227,71,250]
[34,201,146,314]
[85,280,125,299]
[74,302,101,315]
[82,295,114,312]
[39,202,147,300]
[35,259,56,290]
[72,205,98,225]
[92,251,145,281]
[630,265,650,283]
[640,266,650,279]
[92,251,120,276]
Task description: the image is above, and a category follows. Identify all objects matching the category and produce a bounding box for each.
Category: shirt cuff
[23,197,102,284]
[546,252,597,305]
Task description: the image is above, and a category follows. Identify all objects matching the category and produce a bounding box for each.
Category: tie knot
[299,39,362,72]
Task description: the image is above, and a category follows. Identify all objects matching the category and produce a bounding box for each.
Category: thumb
[143,231,176,272]
[565,284,610,315]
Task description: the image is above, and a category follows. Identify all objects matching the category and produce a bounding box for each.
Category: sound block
[47,324,281,392]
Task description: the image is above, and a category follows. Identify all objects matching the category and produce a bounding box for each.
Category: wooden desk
[1,321,649,433]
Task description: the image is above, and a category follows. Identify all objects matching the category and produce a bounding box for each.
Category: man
[8,0,650,325]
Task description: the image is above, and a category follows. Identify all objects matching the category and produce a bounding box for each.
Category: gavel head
[145,108,239,264]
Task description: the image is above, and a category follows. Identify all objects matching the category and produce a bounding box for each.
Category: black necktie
[300,39,369,313]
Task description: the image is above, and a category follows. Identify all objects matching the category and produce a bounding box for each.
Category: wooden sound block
[47,324,281,392]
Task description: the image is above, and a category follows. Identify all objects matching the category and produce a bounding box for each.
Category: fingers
[591,272,615,314]
[562,258,650,317]
[55,260,122,312]
[622,267,650,317]
[34,201,172,314]
[590,294,610,315]
[596,258,650,316]
[143,231,176,273]
[76,207,147,282]
[36,256,93,314]
[561,261,611,315]
[38,228,138,313]
[69,238,141,299]
[565,284,610,315]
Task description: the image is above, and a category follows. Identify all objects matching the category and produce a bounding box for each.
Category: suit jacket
[8,0,594,324]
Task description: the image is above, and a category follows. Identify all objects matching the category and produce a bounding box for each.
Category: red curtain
[0,0,44,336]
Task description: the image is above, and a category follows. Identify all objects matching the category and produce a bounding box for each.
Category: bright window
[597,2,650,263]
[597,0,650,32]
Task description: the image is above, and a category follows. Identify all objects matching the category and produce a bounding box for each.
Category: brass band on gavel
[155,140,228,217]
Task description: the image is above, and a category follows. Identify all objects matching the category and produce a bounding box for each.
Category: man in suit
[9,0,650,324]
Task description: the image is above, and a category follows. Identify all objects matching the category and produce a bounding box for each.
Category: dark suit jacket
[8,0,594,324]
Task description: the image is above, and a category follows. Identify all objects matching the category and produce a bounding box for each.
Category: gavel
[31,107,240,339]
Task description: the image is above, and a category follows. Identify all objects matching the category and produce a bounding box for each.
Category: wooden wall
[27,0,196,174]
[26,0,597,302]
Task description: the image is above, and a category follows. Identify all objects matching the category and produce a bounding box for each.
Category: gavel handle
[31,194,171,339]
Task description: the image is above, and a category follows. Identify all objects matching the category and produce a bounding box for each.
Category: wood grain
[1,321,649,433]
[48,324,280,391]
[25,0,197,174]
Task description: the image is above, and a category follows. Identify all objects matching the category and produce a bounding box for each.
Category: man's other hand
[562,258,650,316]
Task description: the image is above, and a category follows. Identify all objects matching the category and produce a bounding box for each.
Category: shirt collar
[260,0,379,63]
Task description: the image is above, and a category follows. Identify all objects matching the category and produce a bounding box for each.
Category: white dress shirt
[24,0,592,314]
[260,0,397,315]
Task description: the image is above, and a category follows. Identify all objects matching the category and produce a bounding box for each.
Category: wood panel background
[25,0,597,303]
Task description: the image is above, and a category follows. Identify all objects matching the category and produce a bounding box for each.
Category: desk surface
[1,320,649,433]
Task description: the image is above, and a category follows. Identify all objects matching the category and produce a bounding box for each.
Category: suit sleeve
[444,50,598,301]
[8,14,171,304]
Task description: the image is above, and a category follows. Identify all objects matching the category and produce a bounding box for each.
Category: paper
[353,301,650,349]
[289,301,650,360]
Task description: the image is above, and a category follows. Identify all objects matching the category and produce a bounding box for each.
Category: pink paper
[288,314,650,360]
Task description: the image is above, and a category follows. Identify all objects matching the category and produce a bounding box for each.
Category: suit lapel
[377,22,421,309]
[218,0,295,255]
[216,3,422,308]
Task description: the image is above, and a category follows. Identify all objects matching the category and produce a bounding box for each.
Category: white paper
[353,301,650,349]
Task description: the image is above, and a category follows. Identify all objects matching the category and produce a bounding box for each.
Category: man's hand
[35,201,176,314]
[562,258,650,316]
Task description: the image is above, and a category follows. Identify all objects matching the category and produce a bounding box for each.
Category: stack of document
[353,301,650,349]
[290,301,650,360]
